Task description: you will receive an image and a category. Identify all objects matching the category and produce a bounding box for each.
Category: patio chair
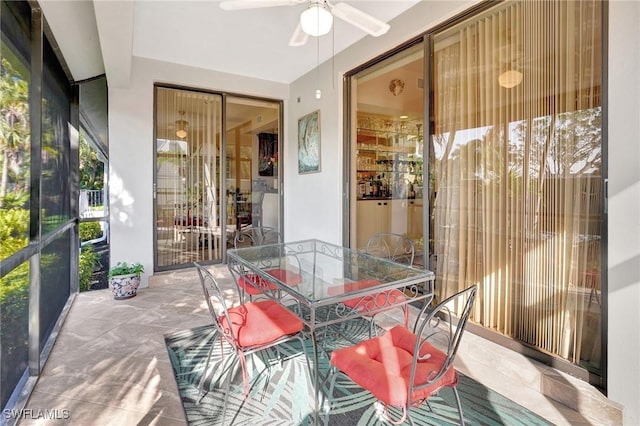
[194,262,310,424]
[250,190,265,228]
[231,226,302,302]
[325,285,478,425]
[342,233,416,336]
[365,232,416,266]
[233,225,280,248]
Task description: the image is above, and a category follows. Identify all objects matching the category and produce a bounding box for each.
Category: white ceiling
[40,0,422,86]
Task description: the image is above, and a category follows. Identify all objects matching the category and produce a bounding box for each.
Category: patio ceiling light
[300,3,333,37]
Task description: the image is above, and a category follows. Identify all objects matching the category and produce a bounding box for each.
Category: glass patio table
[227,239,435,423]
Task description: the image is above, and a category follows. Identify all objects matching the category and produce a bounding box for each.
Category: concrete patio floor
[18,265,620,425]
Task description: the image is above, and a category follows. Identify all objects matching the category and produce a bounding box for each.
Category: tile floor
[18,265,621,425]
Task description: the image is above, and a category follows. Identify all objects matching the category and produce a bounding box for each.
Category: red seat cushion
[330,325,457,406]
[328,279,382,296]
[238,269,302,295]
[267,268,303,286]
[220,300,303,347]
[238,273,278,295]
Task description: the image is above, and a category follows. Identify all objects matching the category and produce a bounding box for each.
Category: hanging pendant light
[175,110,188,139]
[498,69,523,89]
[300,3,333,36]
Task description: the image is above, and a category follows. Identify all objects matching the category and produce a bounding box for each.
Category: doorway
[348,42,426,266]
[154,86,282,270]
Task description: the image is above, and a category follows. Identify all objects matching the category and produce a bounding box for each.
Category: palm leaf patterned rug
[165,319,552,425]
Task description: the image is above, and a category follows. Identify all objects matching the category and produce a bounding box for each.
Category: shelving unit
[352,114,426,249]
[355,124,424,199]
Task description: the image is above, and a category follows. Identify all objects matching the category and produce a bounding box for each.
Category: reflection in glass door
[349,43,425,266]
[155,87,223,268]
[226,96,281,236]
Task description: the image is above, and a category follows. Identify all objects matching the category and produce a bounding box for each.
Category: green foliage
[79,245,99,292]
[0,207,30,324]
[0,208,29,258]
[79,135,104,190]
[79,221,102,242]
[1,57,31,208]
[0,262,29,365]
[109,261,144,278]
[0,191,28,209]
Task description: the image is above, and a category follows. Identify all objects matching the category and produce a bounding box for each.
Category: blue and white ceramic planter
[109,273,141,300]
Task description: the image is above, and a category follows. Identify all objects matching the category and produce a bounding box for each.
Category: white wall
[607,1,640,423]
[109,57,289,287]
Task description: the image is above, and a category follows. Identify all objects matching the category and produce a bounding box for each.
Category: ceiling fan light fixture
[300,3,333,36]
[498,69,523,89]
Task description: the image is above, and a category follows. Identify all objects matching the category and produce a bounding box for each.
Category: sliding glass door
[225,96,281,233]
[430,0,603,375]
[154,87,282,270]
[346,0,603,382]
[349,42,425,265]
[155,87,223,268]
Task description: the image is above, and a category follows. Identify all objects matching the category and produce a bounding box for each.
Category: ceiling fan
[219,0,391,47]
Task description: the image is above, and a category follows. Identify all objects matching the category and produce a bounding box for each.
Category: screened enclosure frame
[0,1,84,421]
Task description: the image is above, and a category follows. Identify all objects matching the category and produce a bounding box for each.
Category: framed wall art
[258,132,277,177]
[297,110,321,174]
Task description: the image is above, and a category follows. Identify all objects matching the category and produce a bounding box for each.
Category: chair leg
[296,334,313,389]
[323,367,340,426]
[369,315,377,338]
[221,356,239,426]
[197,330,218,403]
[452,386,465,425]
[402,304,409,328]
[237,351,250,397]
[368,304,409,338]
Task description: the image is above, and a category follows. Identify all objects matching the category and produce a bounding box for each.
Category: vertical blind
[156,88,223,267]
[431,0,602,371]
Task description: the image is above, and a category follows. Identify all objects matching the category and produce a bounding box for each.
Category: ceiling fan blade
[330,2,390,37]
[289,22,309,47]
[220,0,301,11]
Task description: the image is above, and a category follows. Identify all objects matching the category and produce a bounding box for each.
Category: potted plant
[108,261,144,300]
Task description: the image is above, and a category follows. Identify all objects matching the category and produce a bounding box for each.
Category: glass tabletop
[227,239,434,304]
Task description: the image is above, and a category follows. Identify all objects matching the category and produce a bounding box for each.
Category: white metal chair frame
[366,232,416,267]
[325,285,478,425]
[194,262,311,425]
[233,226,281,249]
[230,227,303,304]
[355,232,416,337]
